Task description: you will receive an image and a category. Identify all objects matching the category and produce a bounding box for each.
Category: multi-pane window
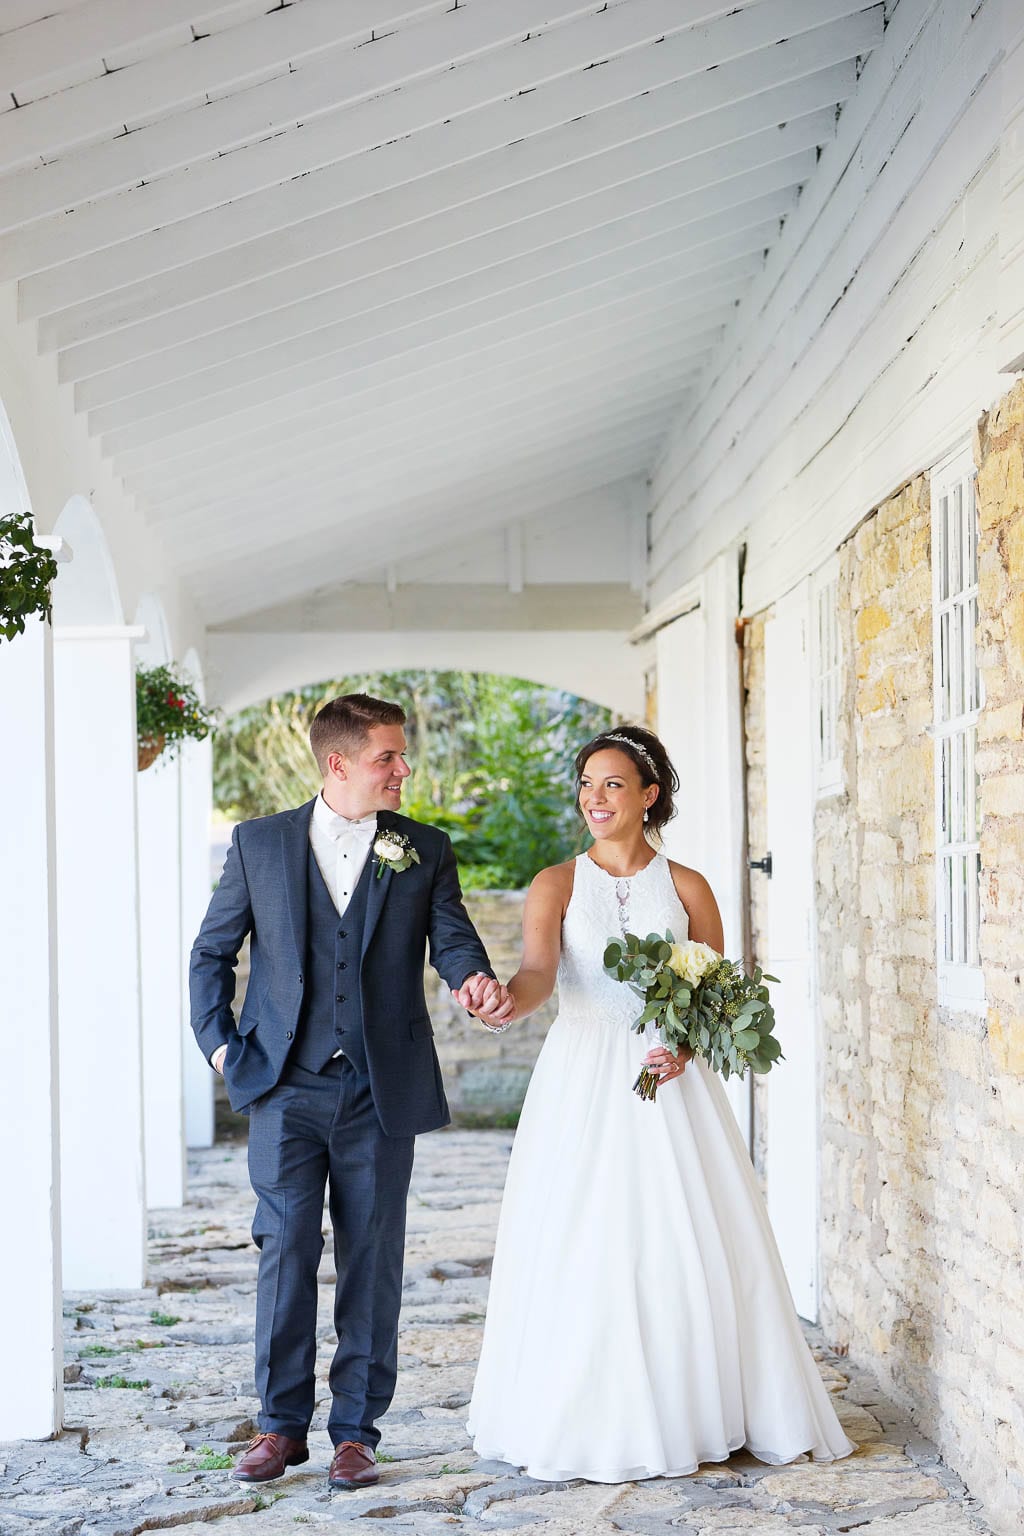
[811,560,842,797]
[931,447,983,1010]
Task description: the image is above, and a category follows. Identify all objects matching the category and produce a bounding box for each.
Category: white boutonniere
[373,830,421,879]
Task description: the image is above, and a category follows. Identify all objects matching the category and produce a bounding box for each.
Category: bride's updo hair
[574,725,679,837]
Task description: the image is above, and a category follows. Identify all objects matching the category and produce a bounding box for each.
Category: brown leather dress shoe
[328,1440,380,1489]
[232,1432,309,1482]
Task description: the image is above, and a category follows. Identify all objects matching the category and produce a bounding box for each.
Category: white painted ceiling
[0,0,883,626]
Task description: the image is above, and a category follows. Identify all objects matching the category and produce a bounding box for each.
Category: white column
[137,753,186,1205]
[181,733,215,1147]
[0,615,63,1438]
[53,625,147,1290]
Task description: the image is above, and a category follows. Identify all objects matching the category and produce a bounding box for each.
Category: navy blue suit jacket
[189,802,493,1135]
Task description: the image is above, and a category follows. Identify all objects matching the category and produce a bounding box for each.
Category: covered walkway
[3,2,1024,1530]
[0,1131,992,1536]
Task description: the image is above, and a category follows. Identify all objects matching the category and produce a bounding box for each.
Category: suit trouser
[246,1056,415,1446]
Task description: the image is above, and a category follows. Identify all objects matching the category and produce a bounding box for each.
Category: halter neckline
[582,850,661,882]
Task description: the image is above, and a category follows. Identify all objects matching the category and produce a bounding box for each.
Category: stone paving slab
[0,1132,998,1536]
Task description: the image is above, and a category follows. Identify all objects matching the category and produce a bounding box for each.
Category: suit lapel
[282,799,316,962]
[361,810,395,958]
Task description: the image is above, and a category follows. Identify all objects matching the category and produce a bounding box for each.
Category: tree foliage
[213,671,612,888]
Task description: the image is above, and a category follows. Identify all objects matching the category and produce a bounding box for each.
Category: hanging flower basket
[137,733,166,772]
[136,662,218,772]
[0,511,59,643]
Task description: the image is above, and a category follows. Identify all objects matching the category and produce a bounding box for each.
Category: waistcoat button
[285,1030,293,1040]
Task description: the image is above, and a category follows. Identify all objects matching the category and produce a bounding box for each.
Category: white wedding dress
[467,851,857,1483]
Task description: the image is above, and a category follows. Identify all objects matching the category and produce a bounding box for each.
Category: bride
[464,724,857,1483]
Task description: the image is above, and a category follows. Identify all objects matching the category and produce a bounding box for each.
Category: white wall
[647,0,1019,618]
[207,628,645,719]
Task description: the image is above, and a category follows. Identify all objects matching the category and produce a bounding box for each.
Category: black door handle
[748,852,773,877]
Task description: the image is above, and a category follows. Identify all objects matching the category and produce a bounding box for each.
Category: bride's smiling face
[578,748,657,839]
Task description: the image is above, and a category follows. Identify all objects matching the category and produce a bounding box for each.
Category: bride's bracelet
[475,1015,514,1034]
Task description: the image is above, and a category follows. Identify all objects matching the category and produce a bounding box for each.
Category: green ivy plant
[0,511,59,642]
[137,663,218,769]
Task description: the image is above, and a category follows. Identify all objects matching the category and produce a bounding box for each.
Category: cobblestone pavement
[0,1132,999,1536]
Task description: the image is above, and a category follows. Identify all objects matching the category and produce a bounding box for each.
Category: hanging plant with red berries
[136,662,218,771]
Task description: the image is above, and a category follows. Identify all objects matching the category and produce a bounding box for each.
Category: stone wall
[740,613,770,1194]
[221,889,552,1131]
[742,384,1024,1529]
[425,890,557,1122]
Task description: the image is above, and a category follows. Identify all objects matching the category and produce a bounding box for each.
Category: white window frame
[931,444,985,1013]
[810,556,843,798]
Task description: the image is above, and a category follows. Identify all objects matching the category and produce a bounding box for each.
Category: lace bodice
[556,852,689,1027]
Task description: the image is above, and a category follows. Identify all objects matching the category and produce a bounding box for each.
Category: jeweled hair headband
[602,732,658,777]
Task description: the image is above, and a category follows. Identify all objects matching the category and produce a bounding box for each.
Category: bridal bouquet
[602,931,783,1101]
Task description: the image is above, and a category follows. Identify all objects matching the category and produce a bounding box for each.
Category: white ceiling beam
[0,2,82,35]
[94,213,780,452]
[0,0,263,100]
[145,344,701,520]
[112,269,748,484]
[2,5,872,276]
[136,363,709,525]
[18,25,867,320]
[80,124,826,439]
[138,340,711,525]
[0,0,477,173]
[58,145,809,384]
[155,387,690,555]
[123,292,738,501]
[197,458,656,624]
[75,185,791,418]
[195,460,663,624]
[184,424,667,612]
[0,0,811,233]
[108,252,763,474]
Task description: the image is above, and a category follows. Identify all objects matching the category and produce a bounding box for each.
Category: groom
[189,693,510,1489]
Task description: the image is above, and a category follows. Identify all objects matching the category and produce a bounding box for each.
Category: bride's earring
[643,806,650,824]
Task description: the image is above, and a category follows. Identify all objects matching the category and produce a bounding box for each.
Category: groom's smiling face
[325,723,411,818]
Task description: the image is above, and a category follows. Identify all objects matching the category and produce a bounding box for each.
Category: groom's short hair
[309,692,407,772]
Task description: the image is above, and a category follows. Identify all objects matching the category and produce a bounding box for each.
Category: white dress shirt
[309,793,378,916]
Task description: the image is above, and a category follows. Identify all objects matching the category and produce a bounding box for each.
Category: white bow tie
[325,814,376,845]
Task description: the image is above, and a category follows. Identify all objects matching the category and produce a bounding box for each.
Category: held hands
[452,972,516,1029]
[643,1043,693,1084]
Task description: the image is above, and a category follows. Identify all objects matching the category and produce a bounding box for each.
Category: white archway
[52,496,147,1290]
[0,402,63,1439]
[135,594,187,1206]
[179,646,215,1150]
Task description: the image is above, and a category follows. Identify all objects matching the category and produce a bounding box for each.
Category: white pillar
[181,733,215,1147]
[0,615,63,1438]
[53,625,147,1290]
[137,753,186,1205]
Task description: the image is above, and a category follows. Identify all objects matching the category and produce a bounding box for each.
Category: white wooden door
[656,597,751,1146]
[655,605,704,874]
[763,580,819,1321]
